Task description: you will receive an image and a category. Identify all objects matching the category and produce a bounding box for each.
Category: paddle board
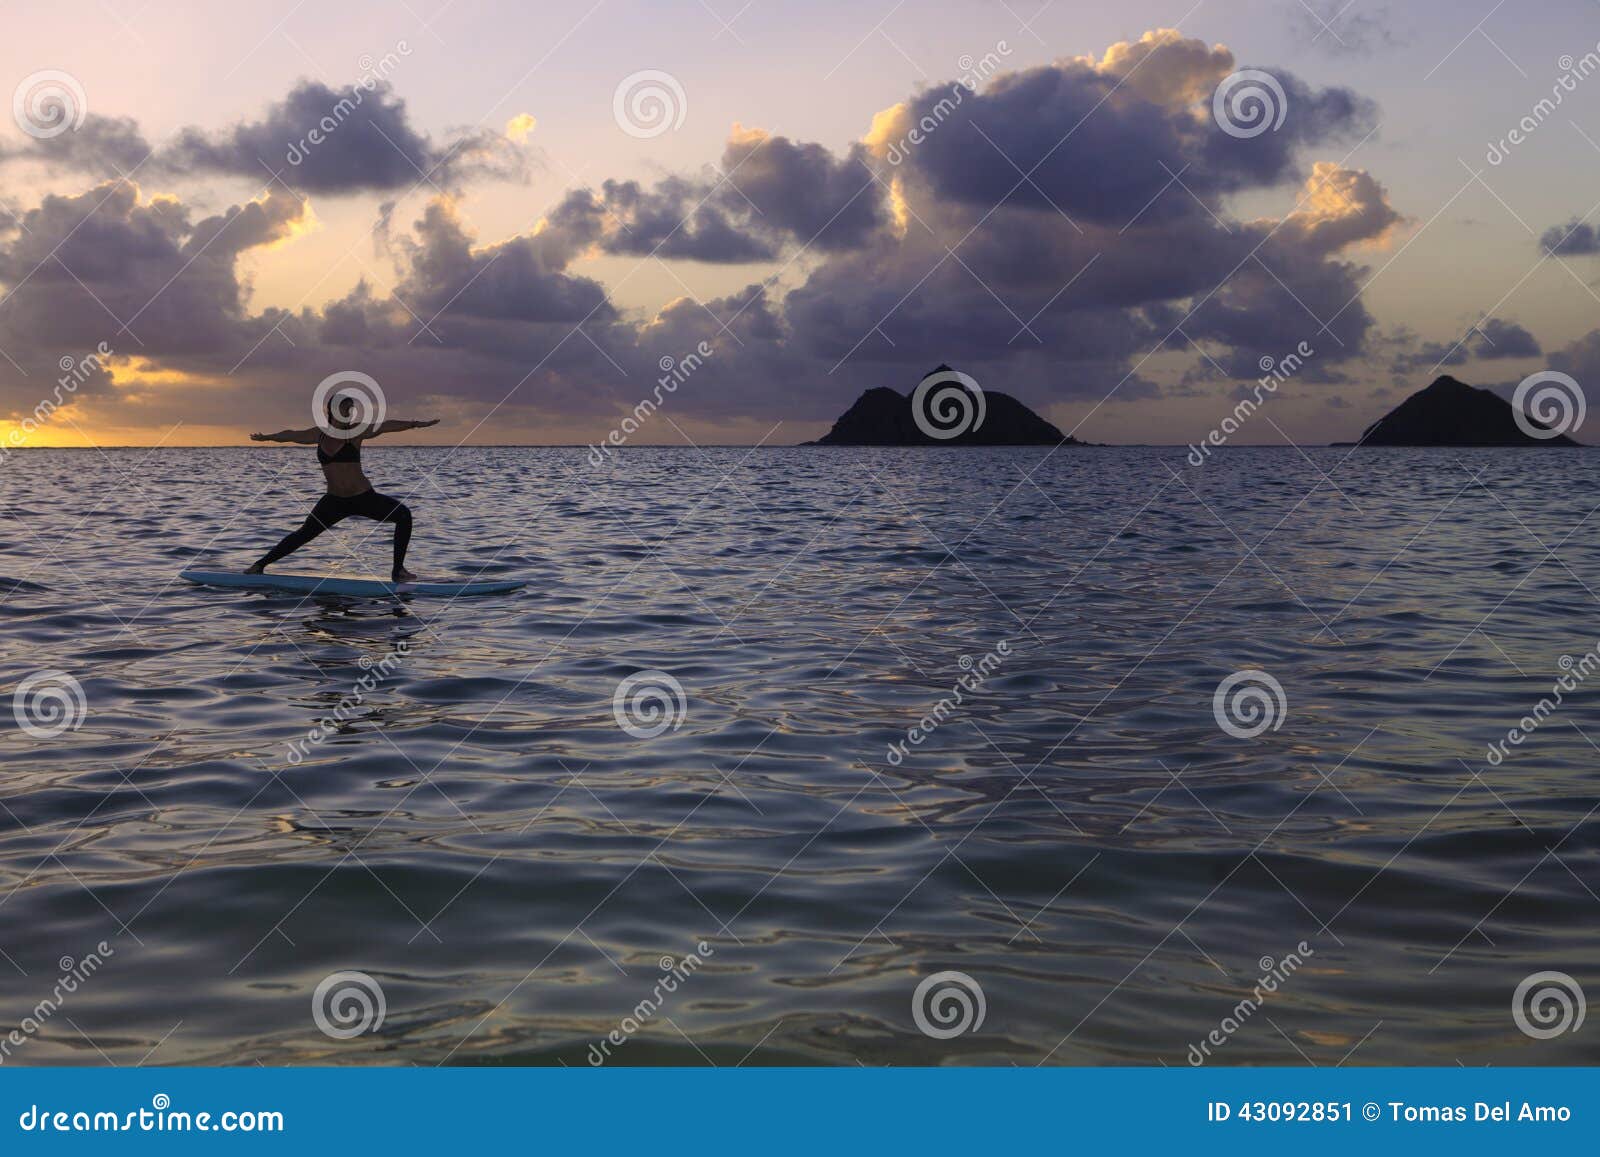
[179,570,525,597]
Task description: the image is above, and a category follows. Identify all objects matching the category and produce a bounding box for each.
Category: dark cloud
[1391,317,1543,374]
[541,130,890,265]
[889,50,1375,227]
[718,131,886,251]
[168,80,527,193]
[3,113,153,175]
[558,178,780,264]
[1471,317,1541,359]
[7,81,527,196]
[1541,219,1600,256]
[390,199,614,326]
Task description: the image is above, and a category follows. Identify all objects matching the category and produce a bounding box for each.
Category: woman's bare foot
[244,563,265,574]
[392,568,417,583]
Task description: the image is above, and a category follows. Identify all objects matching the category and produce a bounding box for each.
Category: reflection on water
[1,445,1597,1065]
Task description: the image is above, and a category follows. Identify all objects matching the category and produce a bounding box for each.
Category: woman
[247,397,438,582]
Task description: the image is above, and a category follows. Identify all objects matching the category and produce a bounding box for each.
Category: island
[1345,374,1582,447]
[811,366,1077,446]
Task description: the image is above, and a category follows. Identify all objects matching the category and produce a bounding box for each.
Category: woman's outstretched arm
[363,418,440,440]
[250,428,321,443]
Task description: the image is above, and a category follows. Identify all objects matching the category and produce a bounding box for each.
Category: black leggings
[256,490,412,579]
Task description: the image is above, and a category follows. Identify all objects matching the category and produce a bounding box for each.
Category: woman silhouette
[246,396,438,582]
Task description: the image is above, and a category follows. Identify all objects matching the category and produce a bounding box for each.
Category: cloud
[1271,163,1402,255]
[1391,316,1542,373]
[7,81,529,196]
[718,126,887,251]
[1287,2,1403,57]
[1541,219,1600,256]
[554,178,781,264]
[1471,317,1541,359]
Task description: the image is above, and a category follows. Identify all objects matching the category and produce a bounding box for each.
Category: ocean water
[1,444,1597,1067]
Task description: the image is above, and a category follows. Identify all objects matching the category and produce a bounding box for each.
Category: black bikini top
[316,437,361,465]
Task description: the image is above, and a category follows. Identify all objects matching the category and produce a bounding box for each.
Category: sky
[2,0,1600,447]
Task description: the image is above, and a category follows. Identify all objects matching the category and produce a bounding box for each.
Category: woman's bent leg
[345,491,413,579]
[253,496,344,570]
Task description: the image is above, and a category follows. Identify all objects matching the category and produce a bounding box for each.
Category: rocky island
[1346,374,1582,446]
[811,366,1077,446]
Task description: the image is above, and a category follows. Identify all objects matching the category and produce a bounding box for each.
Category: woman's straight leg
[252,495,346,571]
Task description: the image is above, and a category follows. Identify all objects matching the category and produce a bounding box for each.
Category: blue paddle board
[179,570,525,598]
